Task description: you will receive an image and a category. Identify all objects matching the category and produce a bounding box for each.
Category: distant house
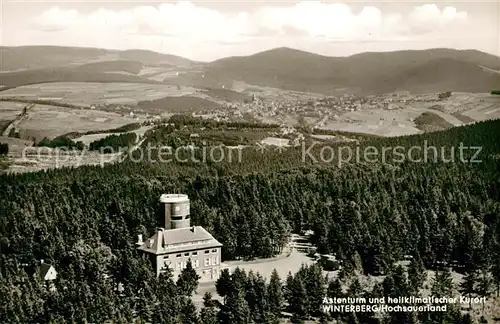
[38,261,57,281]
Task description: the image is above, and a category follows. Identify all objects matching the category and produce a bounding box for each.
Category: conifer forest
[1,118,499,324]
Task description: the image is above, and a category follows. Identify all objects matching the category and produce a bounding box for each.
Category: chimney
[136,234,143,246]
[156,228,164,251]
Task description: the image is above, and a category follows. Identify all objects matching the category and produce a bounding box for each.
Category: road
[2,104,35,137]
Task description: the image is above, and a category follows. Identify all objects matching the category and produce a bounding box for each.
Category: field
[5,148,122,174]
[73,125,151,146]
[138,66,198,82]
[261,137,291,147]
[232,80,324,100]
[321,108,423,137]
[16,104,143,141]
[0,101,25,133]
[320,93,500,137]
[2,123,151,174]
[0,101,25,120]
[0,82,202,106]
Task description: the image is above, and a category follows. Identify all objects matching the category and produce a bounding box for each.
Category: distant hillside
[374,58,499,94]
[0,46,194,71]
[0,67,163,89]
[118,49,195,67]
[0,46,113,71]
[1,45,499,95]
[205,47,500,95]
[75,60,143,74]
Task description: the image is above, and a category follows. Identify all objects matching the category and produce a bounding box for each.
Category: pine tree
[383,273,396,298]
[459,270,477,310]
[431,269,454,298]
[203,292,215,308]
[408,255,425,295]
[477,270,493,315]
[179,297,199,324]
[391,265,410,297]
[154,268,181,323]
[304,264,326,315]
[200,292,218,324]
[200,306,218,324]
[251,273,270,323]
[327,278,343,298]
[347,278,363,298]
[219,288,251,324]
[284,272,294,303]
[216,268,232,304]
[267,269,283,323]
[288,274,309,320]
[177,259,200,296]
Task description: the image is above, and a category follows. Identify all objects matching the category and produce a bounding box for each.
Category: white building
[136,194,226,281]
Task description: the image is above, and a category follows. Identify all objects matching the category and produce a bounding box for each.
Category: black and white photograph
[0,0,499,323]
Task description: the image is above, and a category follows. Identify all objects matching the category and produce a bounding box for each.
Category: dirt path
[114,129,151,164]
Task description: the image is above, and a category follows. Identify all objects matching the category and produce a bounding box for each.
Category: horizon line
[1,44,499,63]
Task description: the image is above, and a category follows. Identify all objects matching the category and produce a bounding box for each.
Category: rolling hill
[0,46,195,71]
[118,49,195,67]
[0,45,498,95]
[74,60,144,74]
[0,67,163,89]
[205,47,500,94]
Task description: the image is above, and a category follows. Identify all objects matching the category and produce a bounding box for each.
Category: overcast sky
[1,1,499,61]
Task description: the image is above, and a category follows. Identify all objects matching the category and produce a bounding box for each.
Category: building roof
[159,194,189,203]
[137,226,222,255]
[39,263,57,281]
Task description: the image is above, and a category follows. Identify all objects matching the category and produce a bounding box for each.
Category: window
[204,258,210,266]
[194,260,199,268]
[212,249,217,253]
[164,255,169,259]
[176,262,181,270]
[192,251,198,256]
[205,250,210,254]
[211,256,218,265]
[184,252,189,256]
[176,254,181,258]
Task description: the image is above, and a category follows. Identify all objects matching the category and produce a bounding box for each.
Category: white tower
[159,194,190,229]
